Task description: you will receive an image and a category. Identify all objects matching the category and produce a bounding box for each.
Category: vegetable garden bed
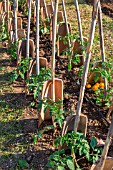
[0,0,113,169]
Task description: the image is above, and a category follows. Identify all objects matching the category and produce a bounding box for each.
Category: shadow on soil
[0,93,26,108]
[0,118,38,135]
[0,117,53,170]
[0,149,51,170]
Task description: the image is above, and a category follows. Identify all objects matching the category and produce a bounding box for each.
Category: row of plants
[8,38,105,170]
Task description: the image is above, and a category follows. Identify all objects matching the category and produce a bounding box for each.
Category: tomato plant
[47,132,103,170]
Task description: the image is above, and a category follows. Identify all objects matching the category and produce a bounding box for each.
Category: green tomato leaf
[90,137,97,149]
[58,165,65,170]
[94,72,100,83]
[18,159,28,168]
[67,159,75,170]
[37,100,42,110]
[19,72,24,79]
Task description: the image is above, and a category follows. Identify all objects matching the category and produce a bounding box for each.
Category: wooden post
[14,0,18,41]
[74,0,83,44]
[4,0,6,11]
[7,0,9,33]
[16,0,18,12]
[96,113,113,170]
[52,0,59,125]
[98,2,107,93]
[50,0,54,11]
[36,0,40,75]
[62,0,71,48]
[26,0,31,58]
[43,0,49,18]
[74,0,99,133]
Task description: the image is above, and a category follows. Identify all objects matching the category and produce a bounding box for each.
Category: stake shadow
[0,117,53,170]
[0,47,7,53]
[0,148,53,170]
[0,118,38,139]
[0,93,27,109]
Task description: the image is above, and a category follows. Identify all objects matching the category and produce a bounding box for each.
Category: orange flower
[100,82,104,89]
[92,85,98,91]
[86,84,91,89]
[95,83,100,88]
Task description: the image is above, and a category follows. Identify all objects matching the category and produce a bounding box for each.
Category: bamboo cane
[50,0,54,11]
[52,0,59,125]
[33,0,36,24]
[7,0,9,33]
[14,0,18,41]
[16,0,18,12]
[4,0,6,11]
[98,2,107,93]
[26,0,31,58]
[73,0,83,44]
[95,112,113,170]
[43,0,49,18]
[74,0,100,133]
[62,0,71,49]
[36,0,40,75]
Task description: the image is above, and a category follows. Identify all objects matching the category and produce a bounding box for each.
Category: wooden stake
[52,0,59,100]
[16,0,18,12]
[43,0,49,18]
[36,0,40,75]
[74,0,83,44]
[4,0,6,11]
[7,0,9,33]
[98,2,107,93]
[26,0,31,58]
[74,0,99,133]
[62,0,71,48]
[96,113,113,170]
[51,0,59,126]
[14,0,18,41]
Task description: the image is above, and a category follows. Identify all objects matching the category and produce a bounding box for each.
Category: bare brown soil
[86,0,113,18]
